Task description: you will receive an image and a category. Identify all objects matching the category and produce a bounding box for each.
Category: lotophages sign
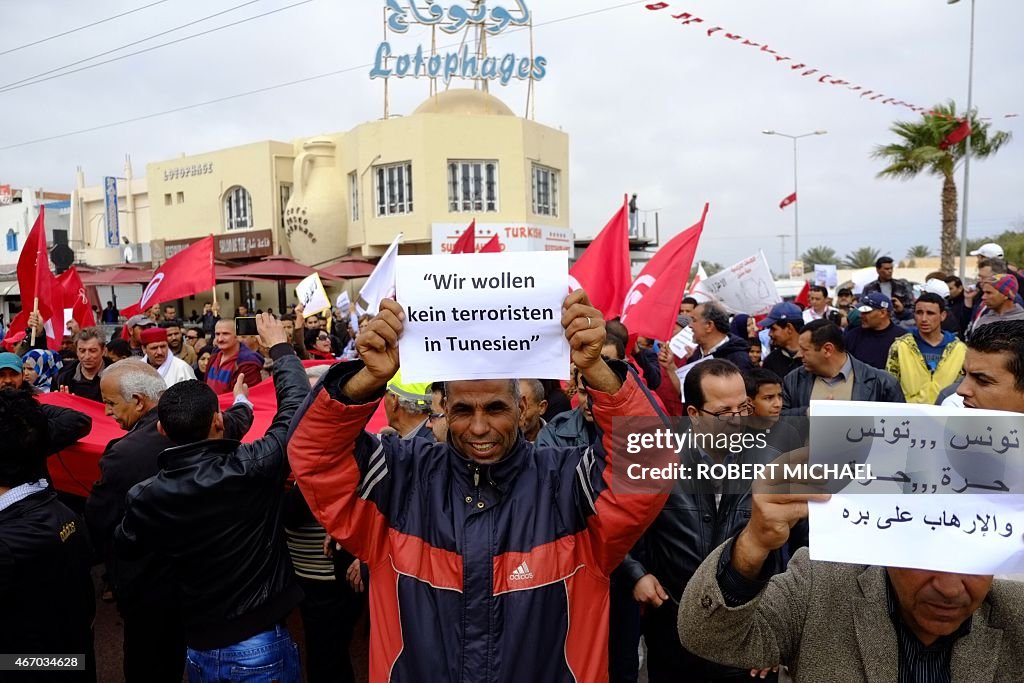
[371,0,547,86]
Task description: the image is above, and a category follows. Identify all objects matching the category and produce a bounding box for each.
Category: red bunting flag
[121,236,215,318]
[621,204,709,341]
[451,220,476,254]
[13,207,62,349]
[569,196,632,319]
[478,234,501,253]
[939,119,972,150]
[56,266,96,329]
[779,192,797,210]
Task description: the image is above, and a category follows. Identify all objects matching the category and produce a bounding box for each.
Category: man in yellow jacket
[886,292,966,404]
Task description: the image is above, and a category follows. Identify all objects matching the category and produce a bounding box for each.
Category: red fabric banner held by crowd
[38,360,388,498]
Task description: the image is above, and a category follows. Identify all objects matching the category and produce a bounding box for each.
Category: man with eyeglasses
[621,359,801,683]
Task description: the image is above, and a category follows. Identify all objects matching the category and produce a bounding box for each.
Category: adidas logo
[508,561,534,582]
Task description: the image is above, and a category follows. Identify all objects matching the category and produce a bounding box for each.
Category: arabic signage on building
[371,1,547,86]
[161,229,274,262]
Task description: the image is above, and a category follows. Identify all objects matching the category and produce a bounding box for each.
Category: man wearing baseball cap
[759,302,804,380]
[126,314,156,357]
[844,292,907,369]
[969,242,1004,262]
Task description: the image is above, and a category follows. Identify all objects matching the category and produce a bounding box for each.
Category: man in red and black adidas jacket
[288,290,673,683]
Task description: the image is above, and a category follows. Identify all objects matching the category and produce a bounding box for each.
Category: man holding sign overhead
[288,285,673,683]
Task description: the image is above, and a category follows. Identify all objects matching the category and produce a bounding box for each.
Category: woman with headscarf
[21,349,63,393]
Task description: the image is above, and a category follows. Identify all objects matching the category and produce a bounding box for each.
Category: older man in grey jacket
[677,484,1024,682]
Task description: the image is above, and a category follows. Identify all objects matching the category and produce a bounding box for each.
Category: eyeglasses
[317,334,330,341]
[186,334,199,340]
[427,412,446,422]
[696,403,753,420]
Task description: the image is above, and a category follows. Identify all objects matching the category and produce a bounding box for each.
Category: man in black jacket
[53,327,109,402]
[782,319,905,415]
[0,389,97,682]
[87,359,255,682]
[622,360,801,683]
[759,302,804,380]
[689,303,753,372]
[115,313,307,682]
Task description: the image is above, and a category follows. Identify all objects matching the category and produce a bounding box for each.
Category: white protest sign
[808,400,1024,574]
[295,273,331,317]
[335,291,351,315]
[669,326,696,359]
[814,264,838,288]
[63,308,75,331]
[395,251,570,383]
[692,252,780,316]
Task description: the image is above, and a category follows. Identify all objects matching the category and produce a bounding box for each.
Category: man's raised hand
[255,312,288,349]
[355,299,403,384]
[561,290,620,395]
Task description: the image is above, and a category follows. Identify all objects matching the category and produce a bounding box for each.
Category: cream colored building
[70,160,151,267]
[143,89,570,264]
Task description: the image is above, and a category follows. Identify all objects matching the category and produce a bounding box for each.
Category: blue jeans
[186,623,300,682]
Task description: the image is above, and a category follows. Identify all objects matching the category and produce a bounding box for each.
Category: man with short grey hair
[689,303,754,372]
[86,360,254,682]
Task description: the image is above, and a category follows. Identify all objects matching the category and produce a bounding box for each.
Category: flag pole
[29,296,39,345]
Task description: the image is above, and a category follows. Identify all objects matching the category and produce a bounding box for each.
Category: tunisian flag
[939,119,972,150]
[9,208,63,350]
[621,204,709,341]
[121,236,215,317]
[479,234,501,253]
[569,196,632,319]
[779,192,797,210]
[57,266,96,328]
[451,220,476,254]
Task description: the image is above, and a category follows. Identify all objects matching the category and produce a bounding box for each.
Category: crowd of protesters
[2,243,1024,683]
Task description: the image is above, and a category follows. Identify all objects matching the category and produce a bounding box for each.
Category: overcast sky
[1,0,1021,272]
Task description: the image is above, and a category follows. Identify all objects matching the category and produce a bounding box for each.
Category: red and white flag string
[643,3,1019,122]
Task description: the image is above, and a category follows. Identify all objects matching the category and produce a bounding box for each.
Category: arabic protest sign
[668,326,696,360]
[395,251,569,383]
[691,252,780,316]
[808,400,1024,574]
[295,273,331,317]
[814,264,838,288]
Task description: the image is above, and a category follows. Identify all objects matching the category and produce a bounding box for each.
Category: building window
[448,160,498,213]
[224,186,253,230]
[374,162,413,217]
[176,191,185,204]
[279,183,292,231]
[349,171,359,221]
[164,193,172,206]
[5,229,16,252]
[531,164,559,217]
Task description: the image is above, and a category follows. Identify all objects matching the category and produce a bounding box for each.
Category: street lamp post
[763,129,827,264]
[949,0,976,279]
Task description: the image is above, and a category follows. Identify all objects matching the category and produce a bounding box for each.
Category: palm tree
[906,245,933,259]
[843,247,882,270]
[873,100,1012,272]
[801,245,839,272]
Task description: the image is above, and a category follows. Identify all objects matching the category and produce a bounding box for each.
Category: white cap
[969,242,1003,258]
[922,278,950,298]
